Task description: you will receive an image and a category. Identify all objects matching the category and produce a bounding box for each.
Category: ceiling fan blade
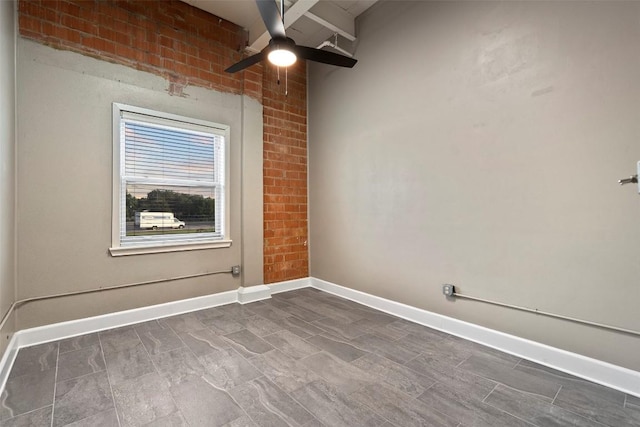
[225,51,266,73]
[256,0,286,40]
[295,46,358,68]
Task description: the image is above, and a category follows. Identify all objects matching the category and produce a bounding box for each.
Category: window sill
[109,240,232,257]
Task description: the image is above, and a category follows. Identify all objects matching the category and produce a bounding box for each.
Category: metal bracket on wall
[618,161,640,193]
[618,175,637,185]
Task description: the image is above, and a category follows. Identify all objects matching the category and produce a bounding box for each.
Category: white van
[135,212,185,230]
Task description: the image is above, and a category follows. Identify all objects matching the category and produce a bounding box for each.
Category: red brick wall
[19,0,249,95]
[19,0,308,283]
[263,64,309,283]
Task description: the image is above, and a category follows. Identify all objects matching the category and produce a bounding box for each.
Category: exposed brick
[263,61,308,283]
[52,25,82,45]
[19,14,42,34]
[60,14,95,35]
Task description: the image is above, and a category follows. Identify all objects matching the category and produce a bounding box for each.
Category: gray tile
[294,296,365,323]
[299,351,376,395]
[349,333,418,364]
[237,315,284,337]
[161,313,207,334]
[193,306,225,322]
[445,336,521,365]
[287,288,325,299]
[406,359,497,401]
[230,376,315,426]
[352,317,402,336]
[202,315,246,335]
[0,405,52,427]
[104,341,156,385]
[263,329,321,359]
[99,326,141,354]
[309,293,364,310]
[291,380,386,427]
[133,320,169,333]
[302,418,326,427]
[417,381,532,427]
[168,376,244,427]
[57,344,106,382]
[272,292,299,300]
[348,307,399,327]
[139,328,184,355]
[151,346,205,386]
[403,338,474,375]
[113,372,177,426]
[222,329,274,358]
[59,333,100,354]
[367,322,410,341]
[458,354,560,401]
[64,409,119,427]
[554,382,640,427]
[0,368,55,420]
[215,304,256,320]
[312,317,368,340]
[627,394,640,411]
[8,342,57,378]
[290,297,361,324]
[223,414,258,426]
[269,299,326,322]
[143,410,188,426]
[515,359,604,389]
[250,349,322,393]
[198,347,261,390]
[352,352,436,398]
[273,316,325,338]
[178,328,229,357]
[6,289,639,427]
[514,357,639,425]
[305,334,367,362]
[53,371,115,427]
[246,301,292,321]
[352,383,459,427]
[484,384,605,427]
[386,319,449,343]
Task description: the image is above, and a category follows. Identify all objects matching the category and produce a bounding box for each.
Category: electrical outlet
[232,265,241,275]
[442,284,455,297]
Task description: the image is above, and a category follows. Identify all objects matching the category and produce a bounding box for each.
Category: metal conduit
[0,269,233,333]
[452,291,640,338]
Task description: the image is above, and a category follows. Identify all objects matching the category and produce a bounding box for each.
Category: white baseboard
[0,334,19,395]
[237,285,271,304]
[14,289,239,350]
[310,277,640,398]
[267,277,311,294]
[0,288,239,393]
[2,277,639,400]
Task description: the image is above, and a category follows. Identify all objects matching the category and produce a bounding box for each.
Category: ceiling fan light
[268,48,297,67]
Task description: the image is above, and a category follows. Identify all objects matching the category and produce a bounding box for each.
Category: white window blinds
[115,107,227,249]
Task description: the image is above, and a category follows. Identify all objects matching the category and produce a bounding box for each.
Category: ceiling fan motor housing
[267,37,298,67]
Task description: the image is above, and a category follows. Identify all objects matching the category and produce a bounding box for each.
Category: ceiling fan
[225,0,358,73]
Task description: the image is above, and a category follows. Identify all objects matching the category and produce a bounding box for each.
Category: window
[110,103,230,256]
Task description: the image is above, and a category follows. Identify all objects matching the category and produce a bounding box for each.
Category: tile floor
[1,288,639,426]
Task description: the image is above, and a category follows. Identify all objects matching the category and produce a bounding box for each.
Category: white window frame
[110,103,231,256]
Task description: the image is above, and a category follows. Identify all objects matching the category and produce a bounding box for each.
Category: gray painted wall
[0,0,16,353]
[309,1,640,370]
[16,40,263,329]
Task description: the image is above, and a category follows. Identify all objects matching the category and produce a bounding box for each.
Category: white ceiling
[182,0,377,55]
